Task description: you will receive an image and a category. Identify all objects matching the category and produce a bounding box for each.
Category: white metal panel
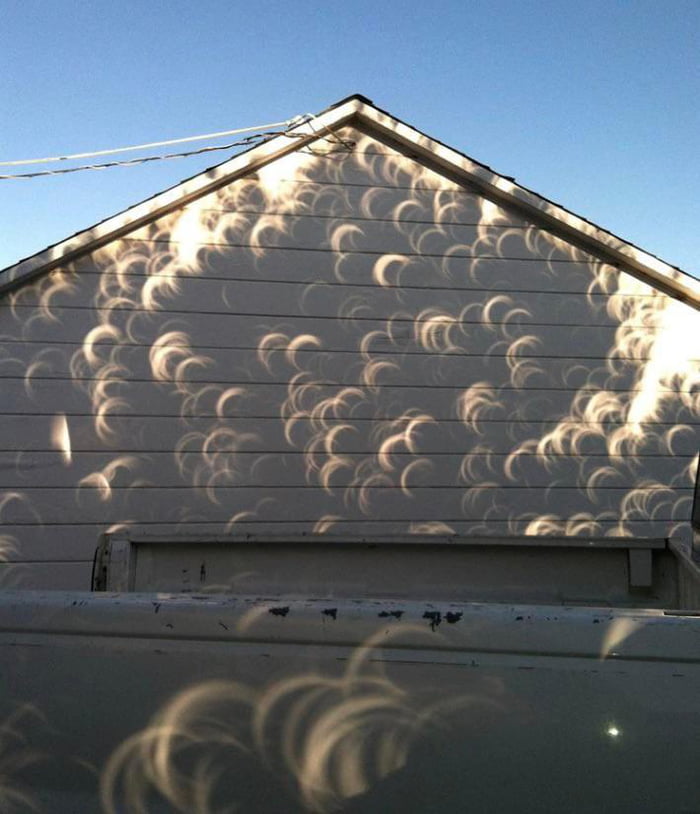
[2,591,700,811]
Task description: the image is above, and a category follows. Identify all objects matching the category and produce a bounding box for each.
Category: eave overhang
[1,94,698,308]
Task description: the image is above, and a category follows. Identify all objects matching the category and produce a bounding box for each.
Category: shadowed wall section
[1,123,698,588]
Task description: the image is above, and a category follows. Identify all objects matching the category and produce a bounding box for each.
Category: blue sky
[2,0,698,277]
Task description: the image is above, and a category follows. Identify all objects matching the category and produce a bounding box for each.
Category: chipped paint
[2,592,700,665]
[423,611,441,630]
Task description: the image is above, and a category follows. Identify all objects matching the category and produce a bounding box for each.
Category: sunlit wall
[1,124,698,588]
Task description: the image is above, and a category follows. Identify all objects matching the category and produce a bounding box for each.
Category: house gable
[2,94,699,307]
[0,100,698,590]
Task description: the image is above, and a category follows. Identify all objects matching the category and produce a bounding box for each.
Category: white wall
[1,124,698,588]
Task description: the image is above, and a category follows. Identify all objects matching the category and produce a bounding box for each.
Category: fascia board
[0,98,364,295]
[2,94,697,310]
[354,102,700,309]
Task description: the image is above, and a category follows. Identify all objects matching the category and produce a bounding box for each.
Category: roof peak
[1,95,697,307]
[330,93,375,108]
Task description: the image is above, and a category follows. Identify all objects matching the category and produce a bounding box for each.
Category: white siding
[1,124,698,588]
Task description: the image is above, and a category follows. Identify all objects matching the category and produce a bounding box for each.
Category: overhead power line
[0,113,361,182]
[0,115,311,168]
[0,130,304,180]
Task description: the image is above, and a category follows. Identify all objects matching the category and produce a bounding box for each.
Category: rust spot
[269,606,290,617]
[423,611,441,630]
[445,612,462,624]
[378,610,404,620]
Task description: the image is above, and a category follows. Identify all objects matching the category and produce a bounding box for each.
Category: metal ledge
[2,590,700,663]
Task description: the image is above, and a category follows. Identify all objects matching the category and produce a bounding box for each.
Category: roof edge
[0,96,365,295]
[351,100,699,309]
[1,94,697,308]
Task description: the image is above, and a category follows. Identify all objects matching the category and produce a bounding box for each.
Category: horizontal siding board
[0,300,660,330]
[1,450,692,490]
[67,250,616,295]
[7,264,644,316]
[3,377,690,404]
[181,206,531,229]
[0,524,100,561]
[1,414,698,455]
[239,158,465,193]
[2,336,686,376]
[6,277,626,322]
[0,485,693,525]
[0,561,92,590]
[189,172,493,206]
[184,206,532,229]
[123,221,591,264]
[2,366,693,413]
[1,314,664,356]
[3,380,692,421]
[0,329,647,360]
